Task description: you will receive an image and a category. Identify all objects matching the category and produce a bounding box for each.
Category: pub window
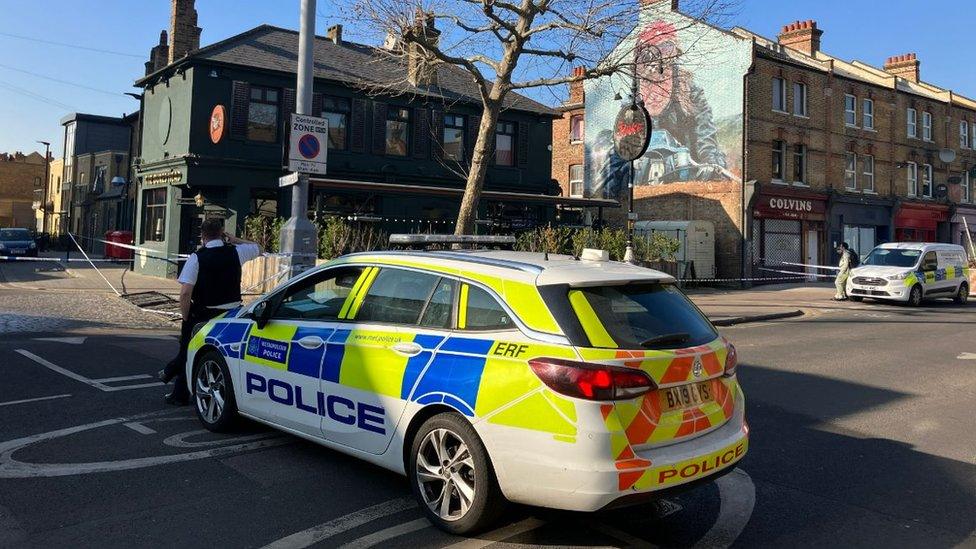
[862,155,875,192]
[907,108,918,138]
[247,86,279,142]
[443,114,465,161]
[386,107,410,156]
[771,140,785,181]
[961,121,969,149]
[569,164,584,197]
[845,152,857,190]
[793,144,806,184]
[922,111,932,141]
[862,99,874,130]
[495,121,516,166]
[772,77,786,112]
[569,114,584,142]
[322,96,350,150]
[844,94,857,127]
[906,162,918,196]
[140,188,167,243]
[793,83,807,117]
[922,163,933,197]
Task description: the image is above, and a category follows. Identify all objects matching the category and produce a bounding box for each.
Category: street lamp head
[37,140,50,146]
[194,192,205,208]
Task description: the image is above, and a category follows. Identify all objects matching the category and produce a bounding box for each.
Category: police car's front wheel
[193,351,238,432]
[409,413,505,535]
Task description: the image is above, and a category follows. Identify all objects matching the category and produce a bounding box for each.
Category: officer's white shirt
[178,239,261,309]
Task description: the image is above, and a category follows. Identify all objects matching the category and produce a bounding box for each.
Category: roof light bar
[389,234,516,250]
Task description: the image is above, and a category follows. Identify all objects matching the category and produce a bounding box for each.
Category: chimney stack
[777,20,822,55]
[145,30,170,75]
[568,66,586,104]
[884,53,920,83]
[639,0,679,10]
[168,0,202,64]
[326,24,343,45]
[406,12,440,87]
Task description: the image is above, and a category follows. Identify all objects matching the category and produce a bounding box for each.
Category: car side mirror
[253,301,272,329]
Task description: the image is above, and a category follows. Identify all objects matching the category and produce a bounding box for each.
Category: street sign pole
[279,0,319,277]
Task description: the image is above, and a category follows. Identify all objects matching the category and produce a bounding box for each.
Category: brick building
[0,152,46,229]
[552,67,589,223]
[41,158,65,235]
[557,0,976,280]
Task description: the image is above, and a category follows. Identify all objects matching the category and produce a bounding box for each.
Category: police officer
[159,218,261,405]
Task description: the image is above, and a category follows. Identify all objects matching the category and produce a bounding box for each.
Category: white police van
[847,242,970,306]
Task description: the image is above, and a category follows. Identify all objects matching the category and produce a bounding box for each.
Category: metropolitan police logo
[692,357,704,378]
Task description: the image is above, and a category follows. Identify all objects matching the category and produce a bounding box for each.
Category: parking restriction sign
[288,113,329,175]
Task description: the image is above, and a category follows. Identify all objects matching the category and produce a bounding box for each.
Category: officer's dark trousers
[165,307,224,400]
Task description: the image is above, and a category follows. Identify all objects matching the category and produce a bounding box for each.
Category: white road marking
[0,409,292,478]
[0,394,72,408]
[337,518,429,549]
[443,517,546,549]
[261,497,417,549]
[957,352,976,360]
[14,349,112,391]
[14,349,163,392]
[92,374,153,383]
[691,468,756,549]
[123,422,157,435]
[32,337,87,345]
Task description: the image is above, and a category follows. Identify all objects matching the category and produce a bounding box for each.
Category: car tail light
[528,357,656,401]
[724,342,738,377]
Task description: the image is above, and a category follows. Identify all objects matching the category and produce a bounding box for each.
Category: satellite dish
[939,148,956,163]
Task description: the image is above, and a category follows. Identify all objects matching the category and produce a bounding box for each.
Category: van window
[570,283,717,350]
[862,248,921,268]
[921,251,937,271]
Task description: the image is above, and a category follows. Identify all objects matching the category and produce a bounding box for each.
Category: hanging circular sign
[613,103,652,162]
[209,105,227,144]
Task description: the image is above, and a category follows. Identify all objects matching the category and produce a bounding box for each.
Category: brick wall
[0,153,45,228]
[552,72,585,198]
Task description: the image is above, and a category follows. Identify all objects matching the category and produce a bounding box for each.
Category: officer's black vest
[190,244,242,309]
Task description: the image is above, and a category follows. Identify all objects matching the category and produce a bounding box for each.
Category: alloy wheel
[416,428,477,521]
[195,359,226,424]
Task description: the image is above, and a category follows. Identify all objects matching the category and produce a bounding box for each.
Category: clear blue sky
[1,0,975,156]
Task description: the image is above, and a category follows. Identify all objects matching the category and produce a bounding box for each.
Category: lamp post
[278,0,319,276]
[37,140,50,235]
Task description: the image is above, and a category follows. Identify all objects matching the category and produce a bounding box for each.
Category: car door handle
[297,335,325,350]
[391,342,423,357]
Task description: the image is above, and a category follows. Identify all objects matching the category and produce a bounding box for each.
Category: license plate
[865,286,881,291]
[661,381,713,412]
[9,249,24,255]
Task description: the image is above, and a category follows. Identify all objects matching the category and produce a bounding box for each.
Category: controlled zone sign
[288,113,329,175]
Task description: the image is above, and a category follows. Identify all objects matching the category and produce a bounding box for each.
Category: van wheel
[193,350,238,432]
[408,413,505,535]
[954,283,969,305]
[908,285,923,307]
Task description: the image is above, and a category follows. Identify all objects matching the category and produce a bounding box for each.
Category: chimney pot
[778,19,823,55]
[884,52,921,82]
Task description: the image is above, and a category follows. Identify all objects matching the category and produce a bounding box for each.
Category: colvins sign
[755,192,826,221]
[768,197,813,212]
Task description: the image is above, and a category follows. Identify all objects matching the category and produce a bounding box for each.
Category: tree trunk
[455,100,502,235]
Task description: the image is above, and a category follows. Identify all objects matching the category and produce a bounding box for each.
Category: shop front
[950,205,976,251]
[752,185,828,281]
[828,194,893,262]
[894,201,950,244]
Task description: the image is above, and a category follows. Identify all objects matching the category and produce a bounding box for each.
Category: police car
[847,242,970,306]
[185,244,748,534]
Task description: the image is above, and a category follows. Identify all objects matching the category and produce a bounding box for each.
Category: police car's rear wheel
[409,413,504,535]
[908,285,923,307]
[194,351,237,432]
[954,283,969,304]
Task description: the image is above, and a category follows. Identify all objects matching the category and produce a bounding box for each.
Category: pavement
[1,257,975,547]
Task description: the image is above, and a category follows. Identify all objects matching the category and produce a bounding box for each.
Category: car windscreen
[862,248,921,268]
[571,283,717,349]
[0,229,30,240]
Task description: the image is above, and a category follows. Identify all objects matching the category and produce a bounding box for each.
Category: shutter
[230,81,251,138]
[431,109,444,159]
[372,101,388,155]
[517,121,529,167]
[466,115,481,162]
[311,93,323,117]
[413,107,429,159]
[351,99,366,153]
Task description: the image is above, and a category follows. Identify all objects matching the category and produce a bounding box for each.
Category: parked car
[0,228,38,258]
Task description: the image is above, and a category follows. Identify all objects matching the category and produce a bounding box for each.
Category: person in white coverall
[833,242,852,301]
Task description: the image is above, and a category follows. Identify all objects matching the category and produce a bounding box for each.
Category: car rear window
[570,283,717,349]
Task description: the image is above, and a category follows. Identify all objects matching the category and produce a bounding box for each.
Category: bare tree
[346,0,738,235]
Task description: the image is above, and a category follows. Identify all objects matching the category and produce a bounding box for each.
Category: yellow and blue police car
[185,245,748,534]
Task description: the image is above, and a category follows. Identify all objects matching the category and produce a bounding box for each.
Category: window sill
[772,109,790,115]
[793,114,809,119]
[792,182,809,187]
[863,127,877,133]
[569,140,583,145]
[771,179,788,185]
[845,124,859,129]
[863,190,877,195]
